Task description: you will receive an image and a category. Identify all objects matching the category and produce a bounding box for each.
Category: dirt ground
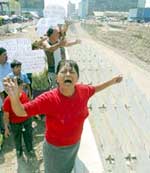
[0,118,45,173]
[1,21,150,172]
[81,22,150,73]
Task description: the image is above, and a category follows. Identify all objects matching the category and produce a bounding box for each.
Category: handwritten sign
[0,0,9,2]
[36,5,66,36]
[36,17,64,36]
[0,38,32,55]
[43,5,66,19]
[8,50,47,73]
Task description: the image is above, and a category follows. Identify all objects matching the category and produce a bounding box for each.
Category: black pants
[10,118,33,152]
[0,111,4,133]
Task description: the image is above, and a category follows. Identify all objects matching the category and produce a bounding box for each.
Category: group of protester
[0,48,34,157]
[1,20,123,173]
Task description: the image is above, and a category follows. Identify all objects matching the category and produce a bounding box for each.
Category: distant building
[78,0,95,18]
[128,8,138,21]
[87,0,95,15]
[137,0,150,8]
[94,0,138,12]
[128,0,150,22]
[137,7,150,21]
[78,0,88,18]
[78,1,82,17]
[67,1,76,18]
[20,0,44,16]
[93,11,128,21]
[0,0,9,15]
[79,0,137,19]
[94,0,108,11]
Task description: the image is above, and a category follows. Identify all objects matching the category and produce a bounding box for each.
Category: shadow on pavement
[74,157,89,173]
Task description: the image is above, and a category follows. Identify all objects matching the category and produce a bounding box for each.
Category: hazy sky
[44,0,81,9]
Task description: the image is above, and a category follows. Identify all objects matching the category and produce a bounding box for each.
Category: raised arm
[33,36,81,52]
[3,78,27,117]
[42,40,63,52]
[3,112,10,138]
[64,39,81,47]
[94,75,123,93]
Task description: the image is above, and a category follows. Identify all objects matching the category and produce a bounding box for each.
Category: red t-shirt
[3,92,30,123]
[24,84,95,146]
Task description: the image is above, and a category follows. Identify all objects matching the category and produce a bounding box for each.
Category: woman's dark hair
[56,60,79,78]
[0,47,6,55]
[11,59,22,68]
[47,28,54,37]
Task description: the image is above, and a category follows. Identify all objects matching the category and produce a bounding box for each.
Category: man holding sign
[33,25,81,88]
[43,26,81,88]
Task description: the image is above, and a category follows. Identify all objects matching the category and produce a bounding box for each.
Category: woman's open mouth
[64,79,72,84]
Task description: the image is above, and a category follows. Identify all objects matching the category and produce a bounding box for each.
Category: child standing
[3,78,34,158]
[8,59,32,99]
[0,96,4,151]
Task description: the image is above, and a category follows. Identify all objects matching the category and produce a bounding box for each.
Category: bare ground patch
[81,22,150,72]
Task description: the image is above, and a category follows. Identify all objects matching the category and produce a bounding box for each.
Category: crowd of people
[0,21,123,173]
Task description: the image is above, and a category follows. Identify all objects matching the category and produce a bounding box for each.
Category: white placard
[36,17,64,36]
[0,38,32,54]
[8,50,47,73]
[0,0,9,2]
[36,5,66,36]
[43,5,66,19]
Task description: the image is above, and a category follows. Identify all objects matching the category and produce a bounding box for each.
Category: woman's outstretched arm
[94,75,123,93]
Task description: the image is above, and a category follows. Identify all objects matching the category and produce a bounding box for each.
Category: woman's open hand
[111,75,123,84]
[3,77,19,98]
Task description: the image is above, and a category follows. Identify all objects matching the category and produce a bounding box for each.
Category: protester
[43,27,81,73]
[3,78,34,158]
[0,47,11,149]
[0,92,3,151]
[32,24,81,88]
[3,59,123,173]
[0,47,11,99]
[8,59,40,120]
[8,59,32,99]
